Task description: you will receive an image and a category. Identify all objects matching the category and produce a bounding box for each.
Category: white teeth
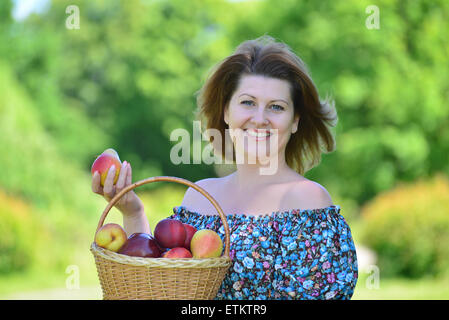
[246,130,271,137]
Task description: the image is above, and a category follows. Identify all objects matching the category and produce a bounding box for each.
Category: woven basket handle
[95,176,230,258]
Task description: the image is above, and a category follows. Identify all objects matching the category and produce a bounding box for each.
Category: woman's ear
[292,114,300,134]
[224,106,229,125]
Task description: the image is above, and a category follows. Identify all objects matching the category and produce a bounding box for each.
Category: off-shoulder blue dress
[168,205,358,300]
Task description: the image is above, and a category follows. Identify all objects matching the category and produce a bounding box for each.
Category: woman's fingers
[103,165,116,200]
[116,161,128,190]
[92,163,131,204]
[91,171,103,195]
[126,162,132,186]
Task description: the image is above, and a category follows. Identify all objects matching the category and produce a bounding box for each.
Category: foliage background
[0,0,448,299]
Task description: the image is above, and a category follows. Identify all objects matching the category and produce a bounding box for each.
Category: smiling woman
[224,75,296,172]
[167,35,358,300]
[195,34,338,175]
[89,34,358,300]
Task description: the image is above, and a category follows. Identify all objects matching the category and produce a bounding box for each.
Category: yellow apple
[190,229,223,258]
[95,223,127,252]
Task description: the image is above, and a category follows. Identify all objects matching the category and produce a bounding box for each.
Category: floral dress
[168,205,358,300]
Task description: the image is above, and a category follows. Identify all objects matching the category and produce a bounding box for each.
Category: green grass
[352,272,449,299]
[0,186,185,299]
[2,185,448,300]
[3,272,449,300]
[349,220,449,299]
[0,266,99,298]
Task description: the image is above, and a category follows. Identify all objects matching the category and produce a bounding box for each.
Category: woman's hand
[91,161,144,217]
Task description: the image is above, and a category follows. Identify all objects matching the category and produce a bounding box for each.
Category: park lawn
[2,187,448,300]
[352,272,449,300]
[2,271,449,300]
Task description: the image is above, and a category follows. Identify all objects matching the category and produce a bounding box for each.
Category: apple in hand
[154,219,186,249]
[162,247,192,258]
[95,223,127,252]
[182,223,197,250]
[102,148,120,158]
[190,229,223,258]
[118,233,161,258]
[91,148,122,186]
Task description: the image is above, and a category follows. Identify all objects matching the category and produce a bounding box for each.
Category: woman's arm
[92,161,151,236]
[122,207,151,236]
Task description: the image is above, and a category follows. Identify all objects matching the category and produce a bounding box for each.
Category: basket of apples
[90,171,232,300]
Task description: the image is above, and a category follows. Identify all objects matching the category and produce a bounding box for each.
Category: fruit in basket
[95,223,127,252]
[162,247,193,258]
[118,233,162,258]
[190,229,223,258]
[91,148,122,186]
[182,223,197,250]
[154,219,186,249]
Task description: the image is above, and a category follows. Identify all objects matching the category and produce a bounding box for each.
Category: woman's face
[224,74,299,164]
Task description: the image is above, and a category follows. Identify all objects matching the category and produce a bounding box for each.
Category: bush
[359,173,449,279]
[0,190,40,274]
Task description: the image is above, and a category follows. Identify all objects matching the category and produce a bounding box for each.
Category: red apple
[118,233,161,258]
[91,148,122,186]
[154,219,186,249]
[102,148,120,158]
[182,223,197,250]
[95,223,127,252]
[162,247,192,258]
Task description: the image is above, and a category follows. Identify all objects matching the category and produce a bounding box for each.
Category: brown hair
[194,35,338,175]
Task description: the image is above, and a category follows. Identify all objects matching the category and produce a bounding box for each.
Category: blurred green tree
[40,0,233,182]
[226,0,449,206]
[1,0,448,210]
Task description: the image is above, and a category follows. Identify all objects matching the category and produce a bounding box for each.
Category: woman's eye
[271,104,285,111]
[240,101,285,111]
[241,100,254,106]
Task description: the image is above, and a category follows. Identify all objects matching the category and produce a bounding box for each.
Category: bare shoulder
[180,177,220,211]
[284,179,334,210]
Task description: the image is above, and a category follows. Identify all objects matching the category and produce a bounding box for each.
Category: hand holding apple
[91,149,145,217]
[91,148,122,187]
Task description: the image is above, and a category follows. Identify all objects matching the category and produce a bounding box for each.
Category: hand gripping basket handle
[95,176,230,258]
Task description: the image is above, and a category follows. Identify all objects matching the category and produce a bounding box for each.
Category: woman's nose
[250,107,269,126]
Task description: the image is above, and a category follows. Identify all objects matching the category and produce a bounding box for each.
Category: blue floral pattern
[168,205,358,300]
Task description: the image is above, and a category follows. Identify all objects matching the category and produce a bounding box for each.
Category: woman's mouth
[244,129,272,141]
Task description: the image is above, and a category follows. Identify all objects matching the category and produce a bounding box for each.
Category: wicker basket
[90,176,232,300]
